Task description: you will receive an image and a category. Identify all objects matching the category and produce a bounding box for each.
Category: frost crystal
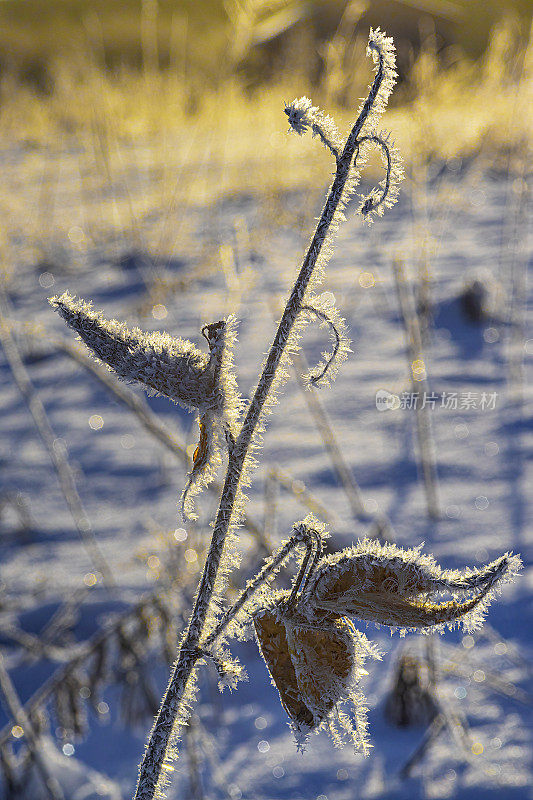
[285,97,343,159]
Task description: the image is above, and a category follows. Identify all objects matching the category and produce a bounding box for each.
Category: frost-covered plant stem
[134,31,396,800]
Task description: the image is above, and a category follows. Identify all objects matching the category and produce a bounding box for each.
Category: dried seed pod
[284,617,361,729]
[50,293,242,519]
[253,605,313,731]
[253,596,378,749]
[50,293,217,412]
[303,538,521,633]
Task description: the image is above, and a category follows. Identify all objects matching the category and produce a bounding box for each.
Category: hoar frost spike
[50,293,241,520]
[252,519,521,751]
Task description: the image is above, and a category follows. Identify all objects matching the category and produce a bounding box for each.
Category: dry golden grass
[1,16,531,187]
[0,3,530,275]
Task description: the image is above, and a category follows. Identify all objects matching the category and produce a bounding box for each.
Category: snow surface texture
[0,156,531,800]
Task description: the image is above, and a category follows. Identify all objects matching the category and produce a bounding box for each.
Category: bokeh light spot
[152,304,167,320]
[39,272,54,289]
[89,414,104,430]
[454,423,469,439]
[483,327,499,343]
[359,272,375,288]
[68,226,85,244]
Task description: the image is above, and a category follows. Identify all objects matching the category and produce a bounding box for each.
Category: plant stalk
[133,48,387,800]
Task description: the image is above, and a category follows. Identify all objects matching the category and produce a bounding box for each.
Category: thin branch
[0,653,64,800]
[0,289,115,587]
[203,525,321,650]
[398,713,446,779]
[300,303,342,384]
[392,258,441,519]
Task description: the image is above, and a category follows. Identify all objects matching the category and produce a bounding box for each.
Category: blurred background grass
[0,0,531,174]
[0,0,531,283]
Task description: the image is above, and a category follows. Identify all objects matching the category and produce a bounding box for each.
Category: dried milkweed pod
[253,606,308,728]
[50,293,241,519]
[253,595,379,751]
[249,518,520,753]
[302,538,522,633]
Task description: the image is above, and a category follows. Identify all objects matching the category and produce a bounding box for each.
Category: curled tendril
[355,133,403,221]
[284,29,402,226]
[300,305,341,385]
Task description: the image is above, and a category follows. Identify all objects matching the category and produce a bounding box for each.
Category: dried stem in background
[0,288,114,587]
[392,257,440,519]
[0,653,64,800]
[292,350,366,518]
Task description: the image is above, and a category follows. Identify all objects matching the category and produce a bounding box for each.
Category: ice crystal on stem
[285,96,343,159]
[286,28,404,225]
[299,295,351,387]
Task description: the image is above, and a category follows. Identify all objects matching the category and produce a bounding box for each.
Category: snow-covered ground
[0,147,531,800]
